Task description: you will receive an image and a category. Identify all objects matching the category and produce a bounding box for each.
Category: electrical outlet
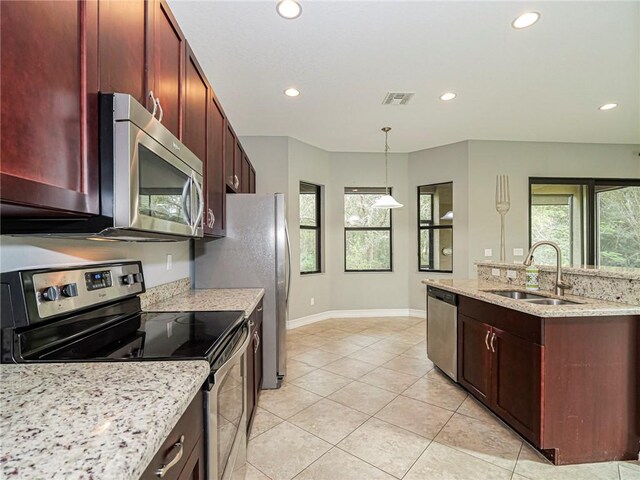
[310,297,315,306]
[166,254,173,271]
[507,269,517,279]
[513,248,524,256]
[491,268,500,277]
[484,248,493,257]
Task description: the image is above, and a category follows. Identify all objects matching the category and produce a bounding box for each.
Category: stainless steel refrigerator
[194,193,289,389]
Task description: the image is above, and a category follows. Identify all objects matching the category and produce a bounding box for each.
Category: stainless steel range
[0,261,248,480]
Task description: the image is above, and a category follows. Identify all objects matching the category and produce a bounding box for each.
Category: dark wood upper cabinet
[249,166,256,193]
[205,96,226,237]
[234,141,243,192]
[182,43,208,163]
[225,125,238,192]
[149,0,184,139]
[0,0,100,217]
[241,154,251,193]
[98,0,148,106]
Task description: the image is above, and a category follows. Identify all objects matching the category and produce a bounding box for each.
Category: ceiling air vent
[382,92,415,105]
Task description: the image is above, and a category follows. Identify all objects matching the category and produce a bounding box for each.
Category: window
[299,182,321,274]
[418,182,453,272]
[344,187,392,272]
[529,178,640,268]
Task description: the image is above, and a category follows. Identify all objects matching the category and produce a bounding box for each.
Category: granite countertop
[144,288,265,316]
[422,279,640,317]
[475,261,640,280]
[0,361,210,480]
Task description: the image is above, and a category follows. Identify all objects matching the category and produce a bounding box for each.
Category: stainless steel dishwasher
[426,286,458,382]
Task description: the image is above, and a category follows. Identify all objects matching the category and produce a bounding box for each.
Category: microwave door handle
[181,178,192,225]
[192,173,204,232]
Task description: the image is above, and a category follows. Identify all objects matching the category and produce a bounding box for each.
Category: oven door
[205,325,250,480]
[113,119,204,238]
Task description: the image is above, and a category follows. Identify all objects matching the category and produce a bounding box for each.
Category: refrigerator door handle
[284,218,292,306]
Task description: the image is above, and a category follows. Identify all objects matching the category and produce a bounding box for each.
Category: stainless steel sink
[487,290,547,300]
[524,298,578,306]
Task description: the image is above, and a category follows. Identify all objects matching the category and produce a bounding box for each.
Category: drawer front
[140,391,204,480]
[458,295,543,345]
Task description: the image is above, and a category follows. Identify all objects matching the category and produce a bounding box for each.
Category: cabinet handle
[254,332,260,353]
[156,97,164,123]
[155,435,184,478]
[257,306,263,312]
[484,330,490,351]
[248,319,255,328]
[490,333,496,353]
[148,90,158,117]
[234,175,239,189]
[210,210,215,227]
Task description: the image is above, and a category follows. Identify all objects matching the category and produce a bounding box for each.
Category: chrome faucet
[523,241,571,296]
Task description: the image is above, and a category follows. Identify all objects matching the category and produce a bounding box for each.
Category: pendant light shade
[372,127,403,209]
[373,194,403,209]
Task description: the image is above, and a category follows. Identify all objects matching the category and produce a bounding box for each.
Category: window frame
[299,181,322,275]
[418,182,454,273]
[528,177,640,266]
[343,187,394,273]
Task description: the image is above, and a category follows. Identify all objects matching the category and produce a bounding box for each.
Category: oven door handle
[213,324,250,383]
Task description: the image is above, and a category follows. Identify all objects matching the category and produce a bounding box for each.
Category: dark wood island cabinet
[457,295,639,465]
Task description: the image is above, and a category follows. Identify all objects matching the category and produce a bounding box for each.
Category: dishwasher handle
[427,286,457,306]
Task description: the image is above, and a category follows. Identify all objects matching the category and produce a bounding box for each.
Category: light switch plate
[491,268,500,277]
[507,270,517,279]
[513,248,524,256]
[484,248,493,257]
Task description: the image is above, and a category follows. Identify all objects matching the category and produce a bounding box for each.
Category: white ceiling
[169,1,640,153]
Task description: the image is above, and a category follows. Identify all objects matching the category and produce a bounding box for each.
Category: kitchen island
[422,277,639,465]
[0,361,209,479]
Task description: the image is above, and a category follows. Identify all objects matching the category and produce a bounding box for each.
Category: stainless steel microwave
[106,93,204,240]
[1,93,204,241]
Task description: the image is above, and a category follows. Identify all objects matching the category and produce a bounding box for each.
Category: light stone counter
[145,288,265,317]
[0,361,210,480]
[422,278,640,317]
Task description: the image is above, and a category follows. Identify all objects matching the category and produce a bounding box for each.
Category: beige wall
[466,140,640,274]
[0,237,191,288]
[241,136,640,319]
[408,141,470,310]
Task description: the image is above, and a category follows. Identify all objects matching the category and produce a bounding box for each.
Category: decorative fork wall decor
[495,175,511,262]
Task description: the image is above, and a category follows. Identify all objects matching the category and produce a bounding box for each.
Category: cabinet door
[204,97,226,236]
[177,435,205,480]
[182,43,207,163]
[1,0,99,216]
[491,328,542,444]
[241,155,250,193]
[149,0,184,138]
[98,0,148,106]
[224,125,238,191]
[458,314,492,405]
[249,166,256,193]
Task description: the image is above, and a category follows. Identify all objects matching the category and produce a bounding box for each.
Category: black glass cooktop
[19,307,246,366]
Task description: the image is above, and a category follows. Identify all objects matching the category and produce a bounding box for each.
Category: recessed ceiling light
[440,92,457,101]
[512,12,540,29]
[276,0,302,20]
[284,87,300,97]
[599,103,618,111]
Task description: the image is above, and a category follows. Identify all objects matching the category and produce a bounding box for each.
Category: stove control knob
[60,283,78,298]
[122,274,135,285]
[42,286,60,302]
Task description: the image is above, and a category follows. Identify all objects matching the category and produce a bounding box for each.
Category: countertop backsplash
[476,262,640,305]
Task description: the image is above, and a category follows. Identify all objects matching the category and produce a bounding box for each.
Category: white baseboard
[288,308,427,330]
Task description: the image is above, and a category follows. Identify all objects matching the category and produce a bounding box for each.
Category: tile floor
[247,316,640,480]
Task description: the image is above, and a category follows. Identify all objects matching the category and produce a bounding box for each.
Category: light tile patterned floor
[247,316,640,480]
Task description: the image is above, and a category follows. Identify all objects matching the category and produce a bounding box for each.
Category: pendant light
[372,127,403,209]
